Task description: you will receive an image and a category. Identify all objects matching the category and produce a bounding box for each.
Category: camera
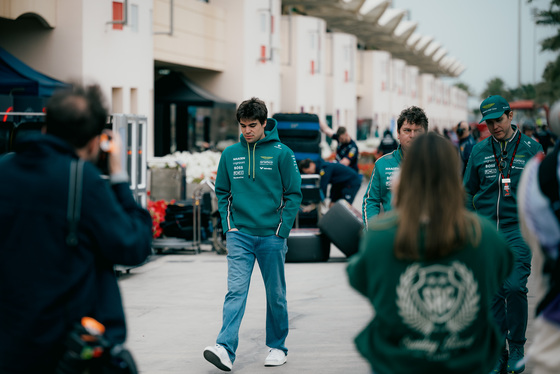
[455,122,466,138]
[55,317,138,374]
[96,125,113,176]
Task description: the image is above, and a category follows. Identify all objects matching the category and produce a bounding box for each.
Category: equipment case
[286,228,330,263]
[318,200,363,257]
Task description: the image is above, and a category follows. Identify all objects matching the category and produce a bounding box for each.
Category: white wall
[358,50,393,133]
[327,32,357,137]
[280,14,326,117]
[0,0,84,83]
[391,58,407,115]
[153,0,227,71]
[450,86,469,124]
[82,0,153,111]
[209,0,283,115]
[405,65,419,107]
[80,0,154,154]
[1,0,155,155]
[418,73,468,130]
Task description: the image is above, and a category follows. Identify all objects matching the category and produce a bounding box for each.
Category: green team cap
[479,95,510,124]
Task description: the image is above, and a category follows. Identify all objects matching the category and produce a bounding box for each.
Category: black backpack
[536,142,560,315]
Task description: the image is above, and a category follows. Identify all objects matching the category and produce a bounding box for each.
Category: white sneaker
[203,344,232,371]
[264,348,287,367]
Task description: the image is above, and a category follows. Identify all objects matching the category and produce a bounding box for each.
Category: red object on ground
[510,99,550,119]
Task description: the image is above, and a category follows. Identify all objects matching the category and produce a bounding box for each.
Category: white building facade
[1,0,468,158]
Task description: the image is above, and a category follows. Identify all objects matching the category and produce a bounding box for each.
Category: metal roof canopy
[0,46,70,97]
[282,0,464,77]
[155,72,236,108]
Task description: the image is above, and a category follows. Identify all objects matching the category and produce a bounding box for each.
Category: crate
[149,165,186,202]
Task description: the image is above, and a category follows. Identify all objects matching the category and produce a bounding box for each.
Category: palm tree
[480,78,513,102]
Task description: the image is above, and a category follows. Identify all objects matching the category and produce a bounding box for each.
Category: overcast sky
[391,0,558,108]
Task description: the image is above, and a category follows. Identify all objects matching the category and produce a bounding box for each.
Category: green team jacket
[215,118,302,239]
[463,126,543,230]
[361,145,403,227]
[347,212,514,374]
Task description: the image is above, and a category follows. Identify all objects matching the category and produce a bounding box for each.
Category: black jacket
[332,134,359,172]
[318,161,361,196]
[0,133,152,373]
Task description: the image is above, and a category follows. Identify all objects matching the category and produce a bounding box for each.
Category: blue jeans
[491,228,531,345]
[216,231,289,363]
[330,174,362,205]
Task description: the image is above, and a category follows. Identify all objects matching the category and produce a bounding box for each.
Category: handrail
[0,112,45,116]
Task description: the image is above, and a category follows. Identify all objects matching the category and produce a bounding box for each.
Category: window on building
[112,1,124,30]
[130,88,138,114]
[344,45,354,82]
[260,13,267,33]
[130,4,138,33]
[112,87,123,113]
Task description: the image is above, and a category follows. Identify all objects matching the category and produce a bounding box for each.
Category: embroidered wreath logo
[396,261,480,337]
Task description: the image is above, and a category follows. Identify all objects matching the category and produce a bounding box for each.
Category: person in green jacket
[203,98,302,371]
[463,95,543,374]
[348,133,514,374]
[361,106,428,227]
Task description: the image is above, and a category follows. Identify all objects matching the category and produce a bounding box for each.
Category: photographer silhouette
[0,83,152,373]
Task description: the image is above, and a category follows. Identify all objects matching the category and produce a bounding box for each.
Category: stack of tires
[272,113,322,163]
[272,113,330,263]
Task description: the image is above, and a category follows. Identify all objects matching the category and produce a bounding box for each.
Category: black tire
[273,113,320,123]
[278,129,321,141]
[280,139,321,154]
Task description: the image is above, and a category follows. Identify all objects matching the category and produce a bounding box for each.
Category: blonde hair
[394,132,481,260]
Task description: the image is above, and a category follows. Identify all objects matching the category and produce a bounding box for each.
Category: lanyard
[491,132,521,179]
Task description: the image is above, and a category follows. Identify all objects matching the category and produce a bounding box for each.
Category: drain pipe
[257,0,274,62]
[154,0,175,35]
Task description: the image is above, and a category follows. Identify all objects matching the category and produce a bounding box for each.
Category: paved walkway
[119,180,538,373]
[120,246,372,373]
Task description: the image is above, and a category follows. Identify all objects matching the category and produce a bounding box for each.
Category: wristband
[110,172,129,185]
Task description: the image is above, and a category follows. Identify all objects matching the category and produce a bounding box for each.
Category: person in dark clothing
[464,95,543,373]
[522,121,539,142]
[377,129,399,156]
[320,122,359,172]
[299,158,361,206]
[456,120,477,175]
[0,84,153,373]
[535,123,555,154]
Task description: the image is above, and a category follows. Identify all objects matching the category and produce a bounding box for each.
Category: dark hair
[397,106,429,132]
[394,132,480,260]
[46,84,108,148]
[336,127,347,137]
[298,158,313,173]
[522,121,536,132]
[456,121,468,137]
[236,97,267,124]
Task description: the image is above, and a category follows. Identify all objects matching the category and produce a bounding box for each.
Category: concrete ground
[118,179,538,373]
[119,246,371,374]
